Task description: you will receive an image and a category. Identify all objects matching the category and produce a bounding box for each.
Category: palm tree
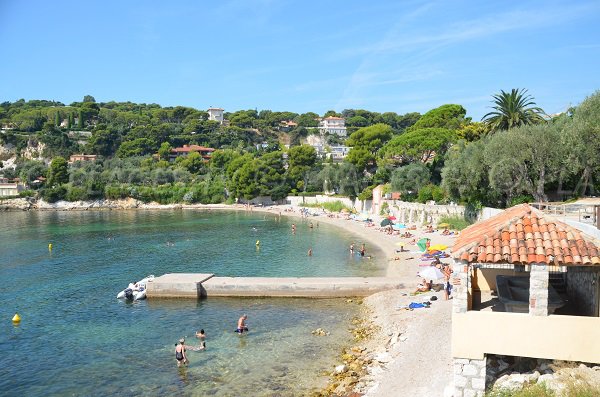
[482,88,546,131]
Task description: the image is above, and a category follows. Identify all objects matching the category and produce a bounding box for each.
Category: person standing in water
[360,243,366,257]
[308,248,313,256]
[195,329,206,350]
[350,243,355,254]
[175,338,188,367]
[236,314,248,334]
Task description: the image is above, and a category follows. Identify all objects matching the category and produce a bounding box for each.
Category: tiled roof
[452,204,600,265]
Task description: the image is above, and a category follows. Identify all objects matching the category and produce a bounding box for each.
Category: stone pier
[146,273,404,298]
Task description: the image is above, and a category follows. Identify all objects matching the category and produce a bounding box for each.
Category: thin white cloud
[334,1,598,112]
[336,2,598,59]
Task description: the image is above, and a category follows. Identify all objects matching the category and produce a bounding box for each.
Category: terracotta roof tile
[451,204,600,266]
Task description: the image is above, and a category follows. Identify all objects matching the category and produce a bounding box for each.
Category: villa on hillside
[168,144,215,162]
[279,120,297,132]
[318,116,347,136]
[69,154,97,163]
[450,204,600,396]
[207,107,224,124]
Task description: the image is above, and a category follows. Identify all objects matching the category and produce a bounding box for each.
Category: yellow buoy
[256,240,260,246]
[12,313,21,324]
[48,243,53,252]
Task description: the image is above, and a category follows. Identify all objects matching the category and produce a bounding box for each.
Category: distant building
[318,116,347,136]
[207,108,224,124]
[279,120,297,132]
[328,146,351,161]
[169,145,215,162]
[69,154,97,163]
[307,134,325,156]
[0,178,25,197]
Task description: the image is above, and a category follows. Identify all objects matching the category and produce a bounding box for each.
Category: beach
[254,204,456,397]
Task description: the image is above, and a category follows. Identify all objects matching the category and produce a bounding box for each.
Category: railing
[531,202,598,226]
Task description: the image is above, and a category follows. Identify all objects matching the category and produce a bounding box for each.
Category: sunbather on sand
[412,278,431,294]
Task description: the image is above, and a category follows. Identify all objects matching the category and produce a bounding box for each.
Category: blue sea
[0,210,384,396]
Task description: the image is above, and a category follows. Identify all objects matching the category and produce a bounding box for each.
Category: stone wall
[285,195,371,212]
[454,357,487,397]
[385,200,465,225]
[529,264,549,316]
[567,267,600,316]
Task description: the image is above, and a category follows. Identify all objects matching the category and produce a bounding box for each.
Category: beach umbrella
[392,224,403,230]
[395,241,406,246]
[417,238,429,252]
[437,223,450,228]
[388,216,397,221]
[341,208,350,213]
[380,218,393,227]
[429,244,448,251]
[419,266,445,281]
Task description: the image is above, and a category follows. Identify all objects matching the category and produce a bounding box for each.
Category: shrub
[437,215,471,230]
[417,184,446,203]
[65,186,88,201]
[18,190,35,198]
[41,185,67,203]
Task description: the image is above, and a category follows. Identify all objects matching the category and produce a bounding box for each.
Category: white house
[0,178,25,197]
[328,146,351,161]
[318,116,347,136]
[207,107,224,124]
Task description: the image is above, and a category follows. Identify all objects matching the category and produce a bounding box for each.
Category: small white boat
[117,275,154,300]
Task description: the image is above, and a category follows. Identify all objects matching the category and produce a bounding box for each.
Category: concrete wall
[384,200,465,226]
[473,268,529,291]
[452,311,600,363]
[567,267,600,317]
[286,195,371,212]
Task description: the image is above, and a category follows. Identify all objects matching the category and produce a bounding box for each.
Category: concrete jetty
[146,273,404,298]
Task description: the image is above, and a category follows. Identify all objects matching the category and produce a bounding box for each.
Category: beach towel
[408,302,430,309]
[417,238,428,252]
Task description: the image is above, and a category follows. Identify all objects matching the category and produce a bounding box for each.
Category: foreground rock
[489,357,600,396]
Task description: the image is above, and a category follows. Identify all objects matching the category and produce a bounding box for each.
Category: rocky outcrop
[488,356,600,395]
[0,197,34,211]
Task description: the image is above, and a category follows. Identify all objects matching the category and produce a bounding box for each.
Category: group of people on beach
[413,258,453,300]
[175,314,248,367]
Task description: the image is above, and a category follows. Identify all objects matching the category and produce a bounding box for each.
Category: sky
[1,0,599,120]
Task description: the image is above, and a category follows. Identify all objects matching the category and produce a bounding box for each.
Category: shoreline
[1,199,454,396]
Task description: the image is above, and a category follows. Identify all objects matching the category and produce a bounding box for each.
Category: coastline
[1,199,454,396]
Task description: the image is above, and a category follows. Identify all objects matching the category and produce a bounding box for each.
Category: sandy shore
[248,204,456,397]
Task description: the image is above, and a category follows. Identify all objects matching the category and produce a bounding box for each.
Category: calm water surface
[0,210,383,396]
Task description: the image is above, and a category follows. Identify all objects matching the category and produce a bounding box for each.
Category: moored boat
[117,275,154,300]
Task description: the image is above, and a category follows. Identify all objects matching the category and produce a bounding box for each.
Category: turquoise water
[0,210,383,396]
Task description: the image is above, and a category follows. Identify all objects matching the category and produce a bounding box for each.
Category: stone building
[450,204,600,396]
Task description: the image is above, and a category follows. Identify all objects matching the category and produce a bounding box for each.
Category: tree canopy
[482,88,546,131]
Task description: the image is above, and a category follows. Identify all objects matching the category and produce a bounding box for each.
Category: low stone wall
[285,195,371,212]
[454,357,487,397]
[384,200,466,225]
